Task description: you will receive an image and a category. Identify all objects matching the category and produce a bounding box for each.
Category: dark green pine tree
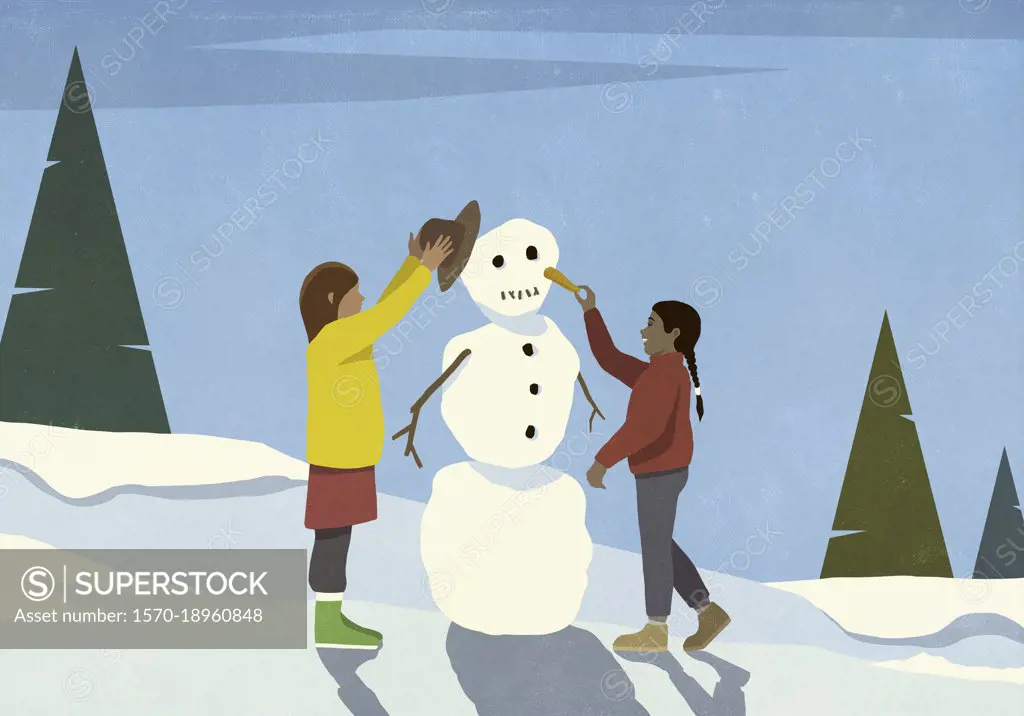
[821,312,952,578]
[0,48,169,432]
[973,449,1024,578]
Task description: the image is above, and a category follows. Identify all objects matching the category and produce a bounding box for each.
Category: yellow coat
[306,256,430,468]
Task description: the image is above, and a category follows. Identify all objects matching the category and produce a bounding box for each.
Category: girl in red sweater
[576,286,730,653]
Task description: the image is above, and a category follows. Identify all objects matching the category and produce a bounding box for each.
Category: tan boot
[612,622,669,653]
[683,602,731,652]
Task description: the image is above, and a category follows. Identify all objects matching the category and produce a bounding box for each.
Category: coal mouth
[501,286,540,301]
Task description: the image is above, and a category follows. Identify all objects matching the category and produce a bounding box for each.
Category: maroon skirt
[304,464,378,530]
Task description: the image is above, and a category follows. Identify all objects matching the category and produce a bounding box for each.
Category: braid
[651,299,704,421]
[683,349,704,421]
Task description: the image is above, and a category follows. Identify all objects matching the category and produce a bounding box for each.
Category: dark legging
[636,467,711,618]
[308,526,352,594]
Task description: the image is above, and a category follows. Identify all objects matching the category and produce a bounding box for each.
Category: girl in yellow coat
[300,232,452,648]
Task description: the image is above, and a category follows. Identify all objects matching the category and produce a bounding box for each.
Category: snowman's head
[461,218,560,317]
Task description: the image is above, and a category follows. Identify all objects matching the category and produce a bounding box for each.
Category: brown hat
[419,200,480,292]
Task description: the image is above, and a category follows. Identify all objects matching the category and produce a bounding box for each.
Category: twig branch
[577,371,605,432]
[391,349,472,468]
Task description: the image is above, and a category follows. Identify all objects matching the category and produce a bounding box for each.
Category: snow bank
[0,533,54,549]
[0,422,307,501]
[874,653,1024,685]
[770,576,1024,639]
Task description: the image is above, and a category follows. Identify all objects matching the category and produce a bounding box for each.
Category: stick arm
[577,371,605,432]
[391,348,472,468]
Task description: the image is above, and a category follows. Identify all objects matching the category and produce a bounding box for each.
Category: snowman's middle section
[440,317,581,469]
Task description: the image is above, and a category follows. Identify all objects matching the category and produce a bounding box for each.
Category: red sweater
[584,308,694,476]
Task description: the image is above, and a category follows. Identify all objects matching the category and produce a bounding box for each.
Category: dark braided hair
[651,300,704,421]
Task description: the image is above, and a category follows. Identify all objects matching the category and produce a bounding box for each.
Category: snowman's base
[420,461,593,636]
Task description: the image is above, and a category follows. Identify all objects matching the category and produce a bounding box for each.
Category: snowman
[393,214,603,635]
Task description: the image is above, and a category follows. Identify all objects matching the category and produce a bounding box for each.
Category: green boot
[341,613,382,641]
[314,601,381,650]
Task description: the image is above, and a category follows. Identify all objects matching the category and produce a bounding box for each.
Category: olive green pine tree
[0,48,169,432]
[821,312,952,578]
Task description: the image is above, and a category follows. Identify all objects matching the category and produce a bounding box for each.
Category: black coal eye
[492,255,505,268]
[526,246,538,260]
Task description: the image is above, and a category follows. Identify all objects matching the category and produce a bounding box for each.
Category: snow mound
[0,533,54,549]
[834,612,1024,650]
[874,653,1024,685]
[0,422,307,501]
[770,576,1024,640]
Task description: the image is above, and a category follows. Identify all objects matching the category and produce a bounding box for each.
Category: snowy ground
[1,600,1022,716]
[1,426,1022,714]
[770,575,1024,639]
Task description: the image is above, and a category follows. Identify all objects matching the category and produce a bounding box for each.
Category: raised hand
[408,231,424,259]
[575,284,596,312]
[421,235,455,271]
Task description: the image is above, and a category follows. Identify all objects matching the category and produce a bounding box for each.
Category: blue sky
[0,1,1021,580]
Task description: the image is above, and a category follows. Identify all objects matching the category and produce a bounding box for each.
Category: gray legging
[308,526,352,594]
[635,467,710,618]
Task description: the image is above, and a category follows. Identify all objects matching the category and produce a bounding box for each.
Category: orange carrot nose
[544,267,580,294]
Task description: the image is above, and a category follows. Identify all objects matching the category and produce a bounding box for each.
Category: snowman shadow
[617,650,749,716]
[316,647,389,716]
[446,624,650,715]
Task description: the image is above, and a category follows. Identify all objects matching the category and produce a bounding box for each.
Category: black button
[522,343,534,356]
[529,383,539,395]
[525,425,536,438]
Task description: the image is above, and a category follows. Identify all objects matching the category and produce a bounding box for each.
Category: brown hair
[299,262,358,342]
[651,300,704,421]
